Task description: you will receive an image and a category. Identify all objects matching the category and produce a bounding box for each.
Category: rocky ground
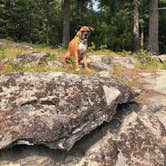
[0,41,166,166]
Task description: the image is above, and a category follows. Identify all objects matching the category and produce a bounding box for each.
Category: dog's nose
[85,33,88,37]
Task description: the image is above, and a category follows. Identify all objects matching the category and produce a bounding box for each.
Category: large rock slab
[114,104,166,166]
[112,56,135,69]
[139,70,166,106]
[1,103,165,166]
[0,72,138,150]
[77,103,166,166]
[140,70,166,95]
[77,131,118,166]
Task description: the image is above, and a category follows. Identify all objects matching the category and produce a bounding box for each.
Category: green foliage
[8,62,24,72]
[118,50,132,57]
[0,0,165,53]
[0,0,62,45]
[46,53,57,61]
[0,45,6,60]
[133,52,159,69]
[106,9,134,51]
[66,55,75,64]
[160,62,166,69]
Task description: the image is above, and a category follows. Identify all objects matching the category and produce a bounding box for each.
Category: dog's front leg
[74,50,80,71]
[64,50,71,64]
[83,53,90,71]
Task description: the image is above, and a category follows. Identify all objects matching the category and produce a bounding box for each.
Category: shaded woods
[0,0,165,54]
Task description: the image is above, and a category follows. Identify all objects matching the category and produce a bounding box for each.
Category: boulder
[159,54,166,62]
[1,103,165,166]
[1,51,64,68]
[13,52,49,63]
[152,55,166,63]
[0,72,138,151]
[88,55,112,70]
[0,39,33,50]
[88,55,136,70]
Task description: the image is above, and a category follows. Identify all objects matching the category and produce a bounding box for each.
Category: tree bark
[133,0,140,51]
[62,0,70,48]
[140,24,144,49]
[148,0,159,55]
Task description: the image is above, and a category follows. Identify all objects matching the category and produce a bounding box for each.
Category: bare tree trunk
[133,0,140,51]
[62,0,70,48]
[140,24,144,49]
[149,0,159,55]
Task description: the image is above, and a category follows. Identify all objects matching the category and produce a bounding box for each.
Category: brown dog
[64,25,94,71]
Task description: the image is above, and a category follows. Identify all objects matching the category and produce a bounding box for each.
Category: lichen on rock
[0,72,138,150]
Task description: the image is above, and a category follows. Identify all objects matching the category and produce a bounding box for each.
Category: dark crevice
[20,100,38,106]
[40,100,58,105]
[20,99,59,107]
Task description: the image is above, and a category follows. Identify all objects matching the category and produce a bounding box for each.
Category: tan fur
[64,26,93,71]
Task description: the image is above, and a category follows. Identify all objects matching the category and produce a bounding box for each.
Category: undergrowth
[0,40,165,74]
[133,52,159,70]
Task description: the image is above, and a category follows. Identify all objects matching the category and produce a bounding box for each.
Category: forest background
[0,0,165,55]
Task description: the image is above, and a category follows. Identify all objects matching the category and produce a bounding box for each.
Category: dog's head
[75,25,94,41]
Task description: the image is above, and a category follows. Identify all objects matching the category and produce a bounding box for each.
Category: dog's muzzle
[81,31,90,40]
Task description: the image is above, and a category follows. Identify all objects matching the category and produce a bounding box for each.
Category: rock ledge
[0,72,138,150]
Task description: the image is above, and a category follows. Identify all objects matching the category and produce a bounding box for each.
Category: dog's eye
[81,31,85,33]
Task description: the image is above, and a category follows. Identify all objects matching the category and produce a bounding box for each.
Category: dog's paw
[75,68,81,72]
[85,68,91,72]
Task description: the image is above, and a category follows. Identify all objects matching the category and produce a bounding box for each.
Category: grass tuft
[133,52,159,70]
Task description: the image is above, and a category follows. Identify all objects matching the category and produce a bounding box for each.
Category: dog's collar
[76,36,87,45]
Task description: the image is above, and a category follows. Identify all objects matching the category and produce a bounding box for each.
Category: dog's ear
[75,25,82,32]
[89,26,94,32]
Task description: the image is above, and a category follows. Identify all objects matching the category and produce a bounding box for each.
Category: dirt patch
[110,62,166,106]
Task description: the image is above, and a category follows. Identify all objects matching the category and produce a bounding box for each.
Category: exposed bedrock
[0,72,138,151]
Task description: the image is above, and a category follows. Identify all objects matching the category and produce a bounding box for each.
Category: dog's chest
[79,42,87,54]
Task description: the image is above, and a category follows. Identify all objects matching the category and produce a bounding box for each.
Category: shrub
[133,53,159,69]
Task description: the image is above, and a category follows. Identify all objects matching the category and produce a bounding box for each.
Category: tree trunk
[62,0,70,48]
[133,0,140,51]
[149,0,159,55]
[140,24,144,49]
